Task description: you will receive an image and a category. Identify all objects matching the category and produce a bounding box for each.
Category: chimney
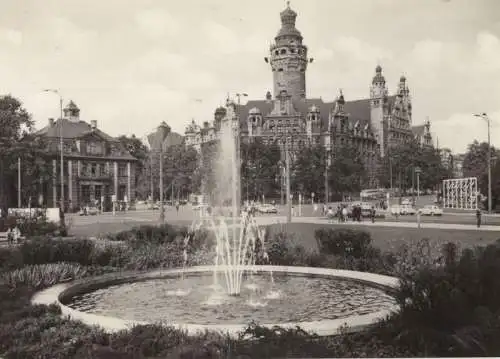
[203,121,209,129]
[90,120,97,129]
[48,118,55,127]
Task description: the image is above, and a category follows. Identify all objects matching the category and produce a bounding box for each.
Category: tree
[0,95,51,214]
[292,144,325,198]
[241,138,281,201]
[381,139,451,193]
[148,144,199,201]
[462,140,498,193]
[329,145,367,197]
[117,135,150,199]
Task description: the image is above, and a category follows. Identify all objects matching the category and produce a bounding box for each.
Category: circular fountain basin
[31,266,399,337]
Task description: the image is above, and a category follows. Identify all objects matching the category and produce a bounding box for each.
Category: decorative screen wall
[442,177,478,210]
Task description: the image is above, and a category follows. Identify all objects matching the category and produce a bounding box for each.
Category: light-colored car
[79,206,99,216]
[193,203,209,211]
[400,204,416,215]
[390,205,416,215]
[401,198,412,206]
[419,205,443,216]
[257,204,278,214]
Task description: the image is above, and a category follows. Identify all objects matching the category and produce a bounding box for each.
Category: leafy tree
[117,135,150,200]
[381,140,451,192]
[0,95,51,214]
[241,138,281,202]
[291,144,325,199]
[462,140,500,201]
[329,145,367,196]
[149,144,199,201]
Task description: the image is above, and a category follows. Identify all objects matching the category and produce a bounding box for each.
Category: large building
[36,101,137,211]
[185,4,433,187]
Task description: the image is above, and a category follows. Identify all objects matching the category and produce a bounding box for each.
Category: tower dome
[400,75,406,82]
[280,2,297,26]
[63,100,80,122]
[372,65,385,85]
[249,107,261,115]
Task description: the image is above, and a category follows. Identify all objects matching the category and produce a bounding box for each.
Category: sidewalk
[253,216,500,232]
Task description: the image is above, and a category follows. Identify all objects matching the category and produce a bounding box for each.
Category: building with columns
[185,3,434,190]
[35,101,137,211]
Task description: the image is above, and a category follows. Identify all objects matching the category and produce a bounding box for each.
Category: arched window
[280,49,286,55]
[278,68,283,72]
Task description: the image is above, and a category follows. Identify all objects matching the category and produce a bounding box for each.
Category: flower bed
[1,224,500,357]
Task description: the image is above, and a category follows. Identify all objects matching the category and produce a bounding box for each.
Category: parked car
[257,204,278,214]
[79,206,99,216]
[401,198,412,206]
[148,202,160,210]
[390,205,416,215]
[193,203,209,211]
[400,204,416,215]
[419,205,443,216]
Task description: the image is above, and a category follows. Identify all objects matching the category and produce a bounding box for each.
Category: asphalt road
[67,205,500,238]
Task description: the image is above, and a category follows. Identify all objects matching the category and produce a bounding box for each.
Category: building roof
[234,96,397,132]
[411,124,425,137]
[36,118,116,142]
[36,118,137,161]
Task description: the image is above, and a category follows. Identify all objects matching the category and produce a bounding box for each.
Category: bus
[360,189,387,201]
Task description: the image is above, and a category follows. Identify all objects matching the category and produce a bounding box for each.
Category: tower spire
[269,4,308,99]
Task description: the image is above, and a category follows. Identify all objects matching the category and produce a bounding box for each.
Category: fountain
[31,101,400,336]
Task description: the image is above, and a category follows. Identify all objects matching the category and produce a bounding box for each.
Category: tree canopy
[0,95,51,213]
[241,138,281,201]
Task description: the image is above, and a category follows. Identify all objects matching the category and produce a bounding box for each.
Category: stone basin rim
[31,265,400,337]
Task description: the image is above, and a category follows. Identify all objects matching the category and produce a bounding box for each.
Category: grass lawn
[266,222,500,253]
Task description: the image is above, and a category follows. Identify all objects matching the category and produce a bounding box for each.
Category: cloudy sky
[1,0,499,153]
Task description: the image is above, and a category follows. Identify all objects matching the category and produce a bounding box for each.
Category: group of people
[324,203,377,223]
[6,225,21,245]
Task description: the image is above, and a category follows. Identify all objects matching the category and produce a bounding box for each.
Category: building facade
[36,101,137,211]
[185,4,433,188]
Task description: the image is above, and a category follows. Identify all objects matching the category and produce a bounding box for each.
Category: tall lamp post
[474,113,492,214]
[158,121,170,223]
[415,167,421,202]
[43,89,64,213]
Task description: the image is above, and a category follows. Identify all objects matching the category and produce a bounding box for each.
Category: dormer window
[87,141,103,155]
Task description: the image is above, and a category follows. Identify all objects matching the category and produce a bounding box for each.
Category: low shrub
[315,228,372,259]
[18,218,59,237]
[381,240,500,357]
[108,223,183,246]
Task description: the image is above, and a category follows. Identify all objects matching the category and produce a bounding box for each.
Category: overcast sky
[1,0,499,153]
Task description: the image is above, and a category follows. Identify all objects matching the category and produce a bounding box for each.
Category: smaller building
[36,101,137,211]
[453,153,466,178]
[412,119,433,148]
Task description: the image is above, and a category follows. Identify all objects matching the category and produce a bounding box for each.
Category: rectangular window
[118,163,127,177]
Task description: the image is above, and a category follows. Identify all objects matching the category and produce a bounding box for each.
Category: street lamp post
[474,113,492,214]
[415,167,421,202]
[158,122,170,223]
[43,89,64,213]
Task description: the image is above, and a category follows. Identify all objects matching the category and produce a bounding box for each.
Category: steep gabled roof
[411,124,425,137]
[233,95,397,131]
[35,118,117,142]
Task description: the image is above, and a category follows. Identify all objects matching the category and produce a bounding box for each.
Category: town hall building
[185,3,433,190]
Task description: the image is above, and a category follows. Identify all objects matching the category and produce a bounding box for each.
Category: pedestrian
[371,206,376,223]
[476,209,482,228]
[176,201,180,214]
[6,227,13,245]
[342,206,348,223]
